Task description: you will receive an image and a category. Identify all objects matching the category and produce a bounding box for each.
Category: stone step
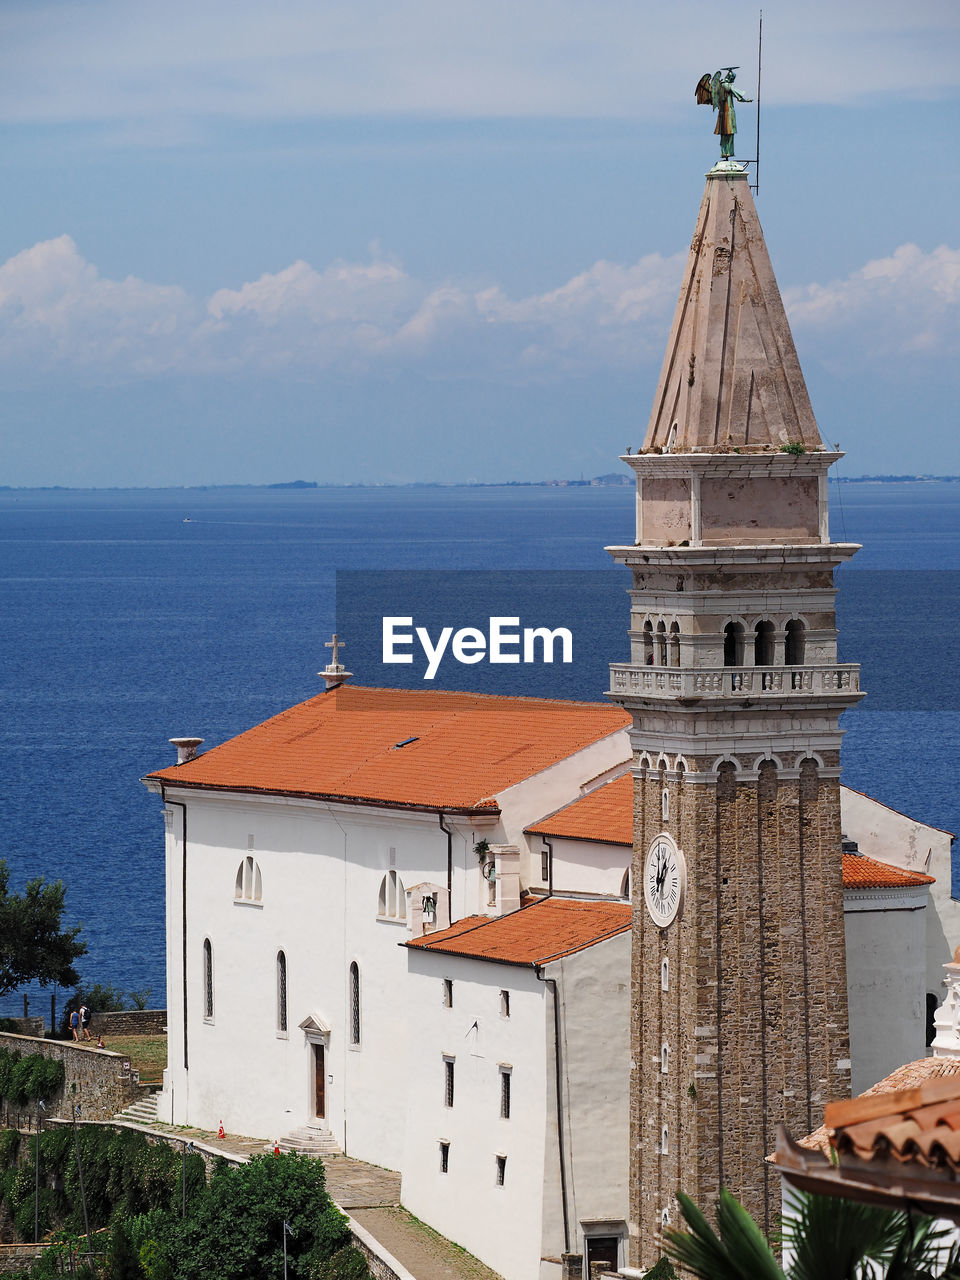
[114,1091,160,1125]
[268,1126,342,1157]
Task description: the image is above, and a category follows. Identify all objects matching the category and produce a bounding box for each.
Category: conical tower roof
[644,167,822,452]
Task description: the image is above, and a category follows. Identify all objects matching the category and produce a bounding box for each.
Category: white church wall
[540,837,630,898]
[402,951,549,1280]
[844,885,929,1095]
[159,787,466,1171]
[841,785,957,997]
[540,935,631,1275]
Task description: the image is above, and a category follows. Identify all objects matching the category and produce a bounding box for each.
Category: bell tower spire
[609,162,863,1267]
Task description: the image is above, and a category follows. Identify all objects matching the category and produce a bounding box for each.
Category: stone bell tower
[607,162,863,1266]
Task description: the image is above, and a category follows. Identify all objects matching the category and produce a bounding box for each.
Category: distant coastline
[1,474,959,493]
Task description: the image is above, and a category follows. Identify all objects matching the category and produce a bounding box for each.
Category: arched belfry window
[785,618,806,665]
[378,870,406,921]
[656,621,667,666]
[203,938,214,1020]
[754,620,775,667]
[723,622,744,667]
[350,962,361,1046]
[643,621,654,666]
[669,622,680,668]
[235,856,262,903]
[277,951,288,1033]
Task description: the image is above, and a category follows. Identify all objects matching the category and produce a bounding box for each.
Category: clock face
[643,834,686,928]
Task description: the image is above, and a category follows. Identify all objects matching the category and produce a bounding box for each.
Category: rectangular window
[442,978,453,1008]
[499,989,510,1018]
[444,1057,455,1108]
[496,1155,506,1186]
[439,1141,449,1174]
[500,1068,511,1119]
[540,850,549,882]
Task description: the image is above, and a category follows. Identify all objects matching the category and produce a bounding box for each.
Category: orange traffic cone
[218,1121,225,1139]
[274,1141,280,1157]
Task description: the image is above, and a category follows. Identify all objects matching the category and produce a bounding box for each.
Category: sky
[1,0,958,486]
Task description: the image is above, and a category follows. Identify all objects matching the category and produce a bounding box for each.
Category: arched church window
[620,867,631,899]
[378,870,407,921]
[277,951,287,1034]
[234,856,263,903]
[203,938,214,1020]
[643,621,654,666]
[656,621,667,666]
[350,962,361,1046]
[723,622,744,667]
[669,621,680,668]
[785,618,806,665]
[661,1043,669,1074]
[754,619,774,667]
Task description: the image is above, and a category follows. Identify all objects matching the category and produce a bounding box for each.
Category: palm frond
[663,1189,784,1280]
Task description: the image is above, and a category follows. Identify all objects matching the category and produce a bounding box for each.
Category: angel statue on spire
[695,67,752,159]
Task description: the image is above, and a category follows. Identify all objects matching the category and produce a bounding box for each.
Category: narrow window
[499,990,510,1018]
[377,870,407,920]
[276,950,287,1033]
[234,857,263,903]
[661,1208,670,1228]
[661,958,669,991]
[643,620,654,666]
[754,619,775,666]
[540,849,549,882]
[444,1058,455,1108]
[234,864,244,899]
[669,621,680,668]
[661,1125,669,1154]
[496,1155,506,1186]
[723,621,744,667]
[203,938,214,1020]
[350,962,361,1046]
[442,979,453,1008]
[500,1068,511,1119]
[439,1142,450,1174]
[253,862,263,902]
[661,1043,669,1074]
[785,618,806,665]
[245,855,254,896]
[661,788,670,821]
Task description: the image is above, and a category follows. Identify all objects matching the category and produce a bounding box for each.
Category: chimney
[169,737,204,765]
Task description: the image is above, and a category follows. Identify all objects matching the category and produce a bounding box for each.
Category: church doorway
[585,1236,619,1273]
[314,1043,326,1120]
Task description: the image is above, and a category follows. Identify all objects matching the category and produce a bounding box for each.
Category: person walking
[68,1008,79,1041]
[79,1004,91,1041]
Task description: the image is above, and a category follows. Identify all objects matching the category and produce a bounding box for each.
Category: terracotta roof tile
[841,853,934,889]
[527,772,633,845]
[404,897,631,966]
[146,685,630,814]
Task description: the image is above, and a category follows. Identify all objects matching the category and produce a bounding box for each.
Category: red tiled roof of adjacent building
[404,897,632,966]
[525,775,936,891]
[146,685,630,814]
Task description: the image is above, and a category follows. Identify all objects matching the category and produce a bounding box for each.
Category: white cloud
[1,236,958,385]
[1,0,957,128]
[785,244,960,359]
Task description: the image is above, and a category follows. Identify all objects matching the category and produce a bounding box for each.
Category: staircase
[269,1126,342,1157]
[115,1091,160,1127]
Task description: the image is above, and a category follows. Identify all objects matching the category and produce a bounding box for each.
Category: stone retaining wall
[0,1243,46,1274]
[347,1218,414,1280]
[0,1032,142,1124]
[84,1009,167,1036]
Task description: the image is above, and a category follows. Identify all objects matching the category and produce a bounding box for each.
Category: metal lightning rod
[752,10,763,195]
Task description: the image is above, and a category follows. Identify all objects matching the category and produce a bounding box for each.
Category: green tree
[664,1186,960,1280]
[0,861,85,997]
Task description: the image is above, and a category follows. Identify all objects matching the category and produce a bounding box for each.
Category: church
[143,154,954,1279]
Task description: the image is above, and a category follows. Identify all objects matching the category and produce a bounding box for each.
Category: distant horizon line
[2,473,960,494]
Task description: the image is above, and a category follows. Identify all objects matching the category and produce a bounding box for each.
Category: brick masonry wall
[630,754,851,1270]
[0,1032,142,1124]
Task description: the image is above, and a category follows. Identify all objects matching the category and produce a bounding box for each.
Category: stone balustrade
[608,662,860,700]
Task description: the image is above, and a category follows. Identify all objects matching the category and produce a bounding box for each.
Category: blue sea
[0,481,958,1020]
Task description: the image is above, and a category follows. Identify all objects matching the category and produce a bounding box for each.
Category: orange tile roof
[824,1070,960,1173]
[404,897,631,966]
[527,772,633,845]
[842,853,935,890]
[146,685,630,814]
[526,776,936,892]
